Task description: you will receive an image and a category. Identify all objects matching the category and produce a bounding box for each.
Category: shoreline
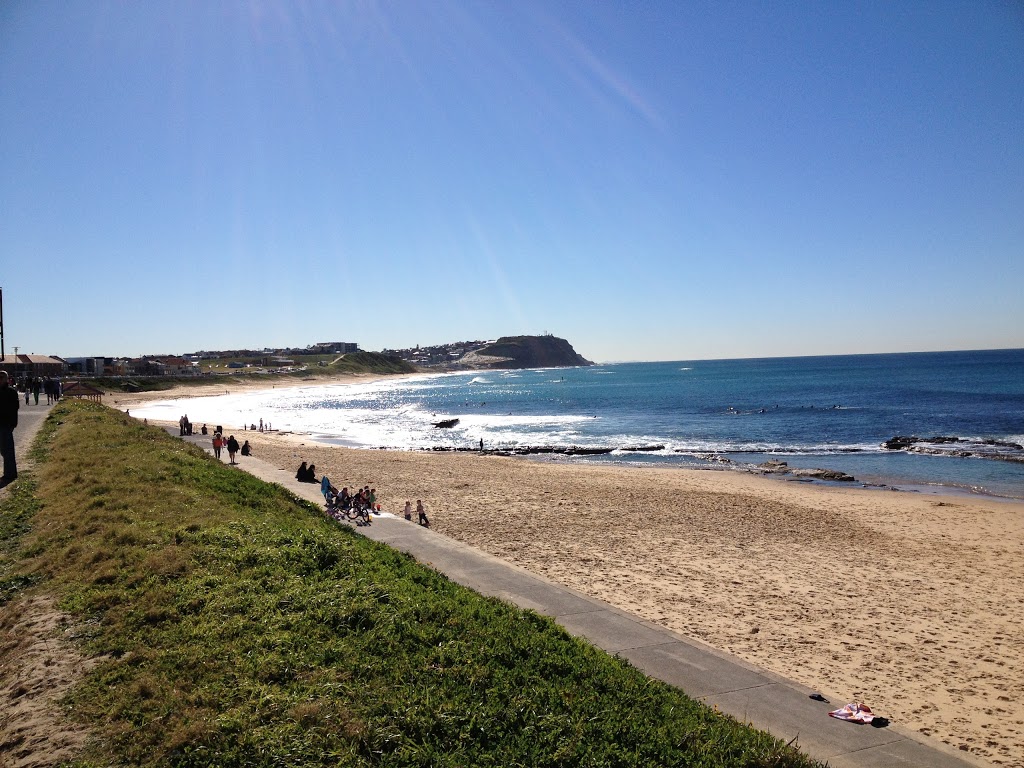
[117,378,1024,764]
[115,373,1024,504]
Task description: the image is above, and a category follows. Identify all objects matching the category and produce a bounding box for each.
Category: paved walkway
[5,411,984,767]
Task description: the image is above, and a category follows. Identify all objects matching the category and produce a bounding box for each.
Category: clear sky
[2,1,1022,363]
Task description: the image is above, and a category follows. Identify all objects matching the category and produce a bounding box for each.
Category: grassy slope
[0,402,822,768]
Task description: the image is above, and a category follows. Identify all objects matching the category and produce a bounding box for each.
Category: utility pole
[0,287,5,362]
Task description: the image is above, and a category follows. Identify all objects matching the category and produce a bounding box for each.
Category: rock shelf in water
[883,435,1024,463]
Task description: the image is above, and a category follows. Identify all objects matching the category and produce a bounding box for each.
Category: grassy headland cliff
[459,335,592,370]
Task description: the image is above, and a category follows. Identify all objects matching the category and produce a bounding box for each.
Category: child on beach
[416,500,430,527]
[403,501,412,521]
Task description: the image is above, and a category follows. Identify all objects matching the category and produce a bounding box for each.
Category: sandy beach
[118,381,1024,766]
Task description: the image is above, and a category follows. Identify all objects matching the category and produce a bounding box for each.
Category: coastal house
[146,357,199,376]
[1,354,67,377]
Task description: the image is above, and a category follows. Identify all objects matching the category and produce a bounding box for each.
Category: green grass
[0,401,823,767]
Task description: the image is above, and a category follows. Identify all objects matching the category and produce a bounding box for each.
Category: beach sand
[119,382,1024,766]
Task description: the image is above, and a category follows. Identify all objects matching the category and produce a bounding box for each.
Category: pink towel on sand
[828,702,875,724]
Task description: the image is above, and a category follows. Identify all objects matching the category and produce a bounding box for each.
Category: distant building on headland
[383,335,592,370]
[382,340,493,368]
[309,342,359,354]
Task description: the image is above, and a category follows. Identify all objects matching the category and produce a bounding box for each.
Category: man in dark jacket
[0,370,19,488]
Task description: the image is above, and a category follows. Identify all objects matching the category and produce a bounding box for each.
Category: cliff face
[459,336,592,370]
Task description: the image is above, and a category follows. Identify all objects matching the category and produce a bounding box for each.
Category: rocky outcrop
[788,467,856,482]
[459,335,592,370]
[882,435,1024,463]
[755,460,855,482]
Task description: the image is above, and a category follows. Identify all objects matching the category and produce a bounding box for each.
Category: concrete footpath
[4,409,983,768]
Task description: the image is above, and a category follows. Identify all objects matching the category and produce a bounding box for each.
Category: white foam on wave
[663,438,883,455]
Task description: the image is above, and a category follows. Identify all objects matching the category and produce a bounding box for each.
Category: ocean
[132,349,1024,500]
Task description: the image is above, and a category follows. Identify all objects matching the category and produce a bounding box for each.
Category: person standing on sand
[416,500,430,527]
[226,435,240,464]
[403,501,412,521]
[0,372,19,488]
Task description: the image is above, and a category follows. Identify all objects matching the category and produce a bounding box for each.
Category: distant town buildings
[1,342,364,379]
[382,340,493,367]
[1,338,527,378]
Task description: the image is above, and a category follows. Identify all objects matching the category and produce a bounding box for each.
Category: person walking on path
[226,435,240,465]
[0,371,19,488]
[212,432,224,460]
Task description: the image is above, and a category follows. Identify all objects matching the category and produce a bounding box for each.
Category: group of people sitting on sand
[329,484,379,525]
[296,460,430,528]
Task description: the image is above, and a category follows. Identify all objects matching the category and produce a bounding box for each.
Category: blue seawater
[137,349,1024,499]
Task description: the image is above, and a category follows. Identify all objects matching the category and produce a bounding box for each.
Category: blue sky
[2,1,1022,363]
